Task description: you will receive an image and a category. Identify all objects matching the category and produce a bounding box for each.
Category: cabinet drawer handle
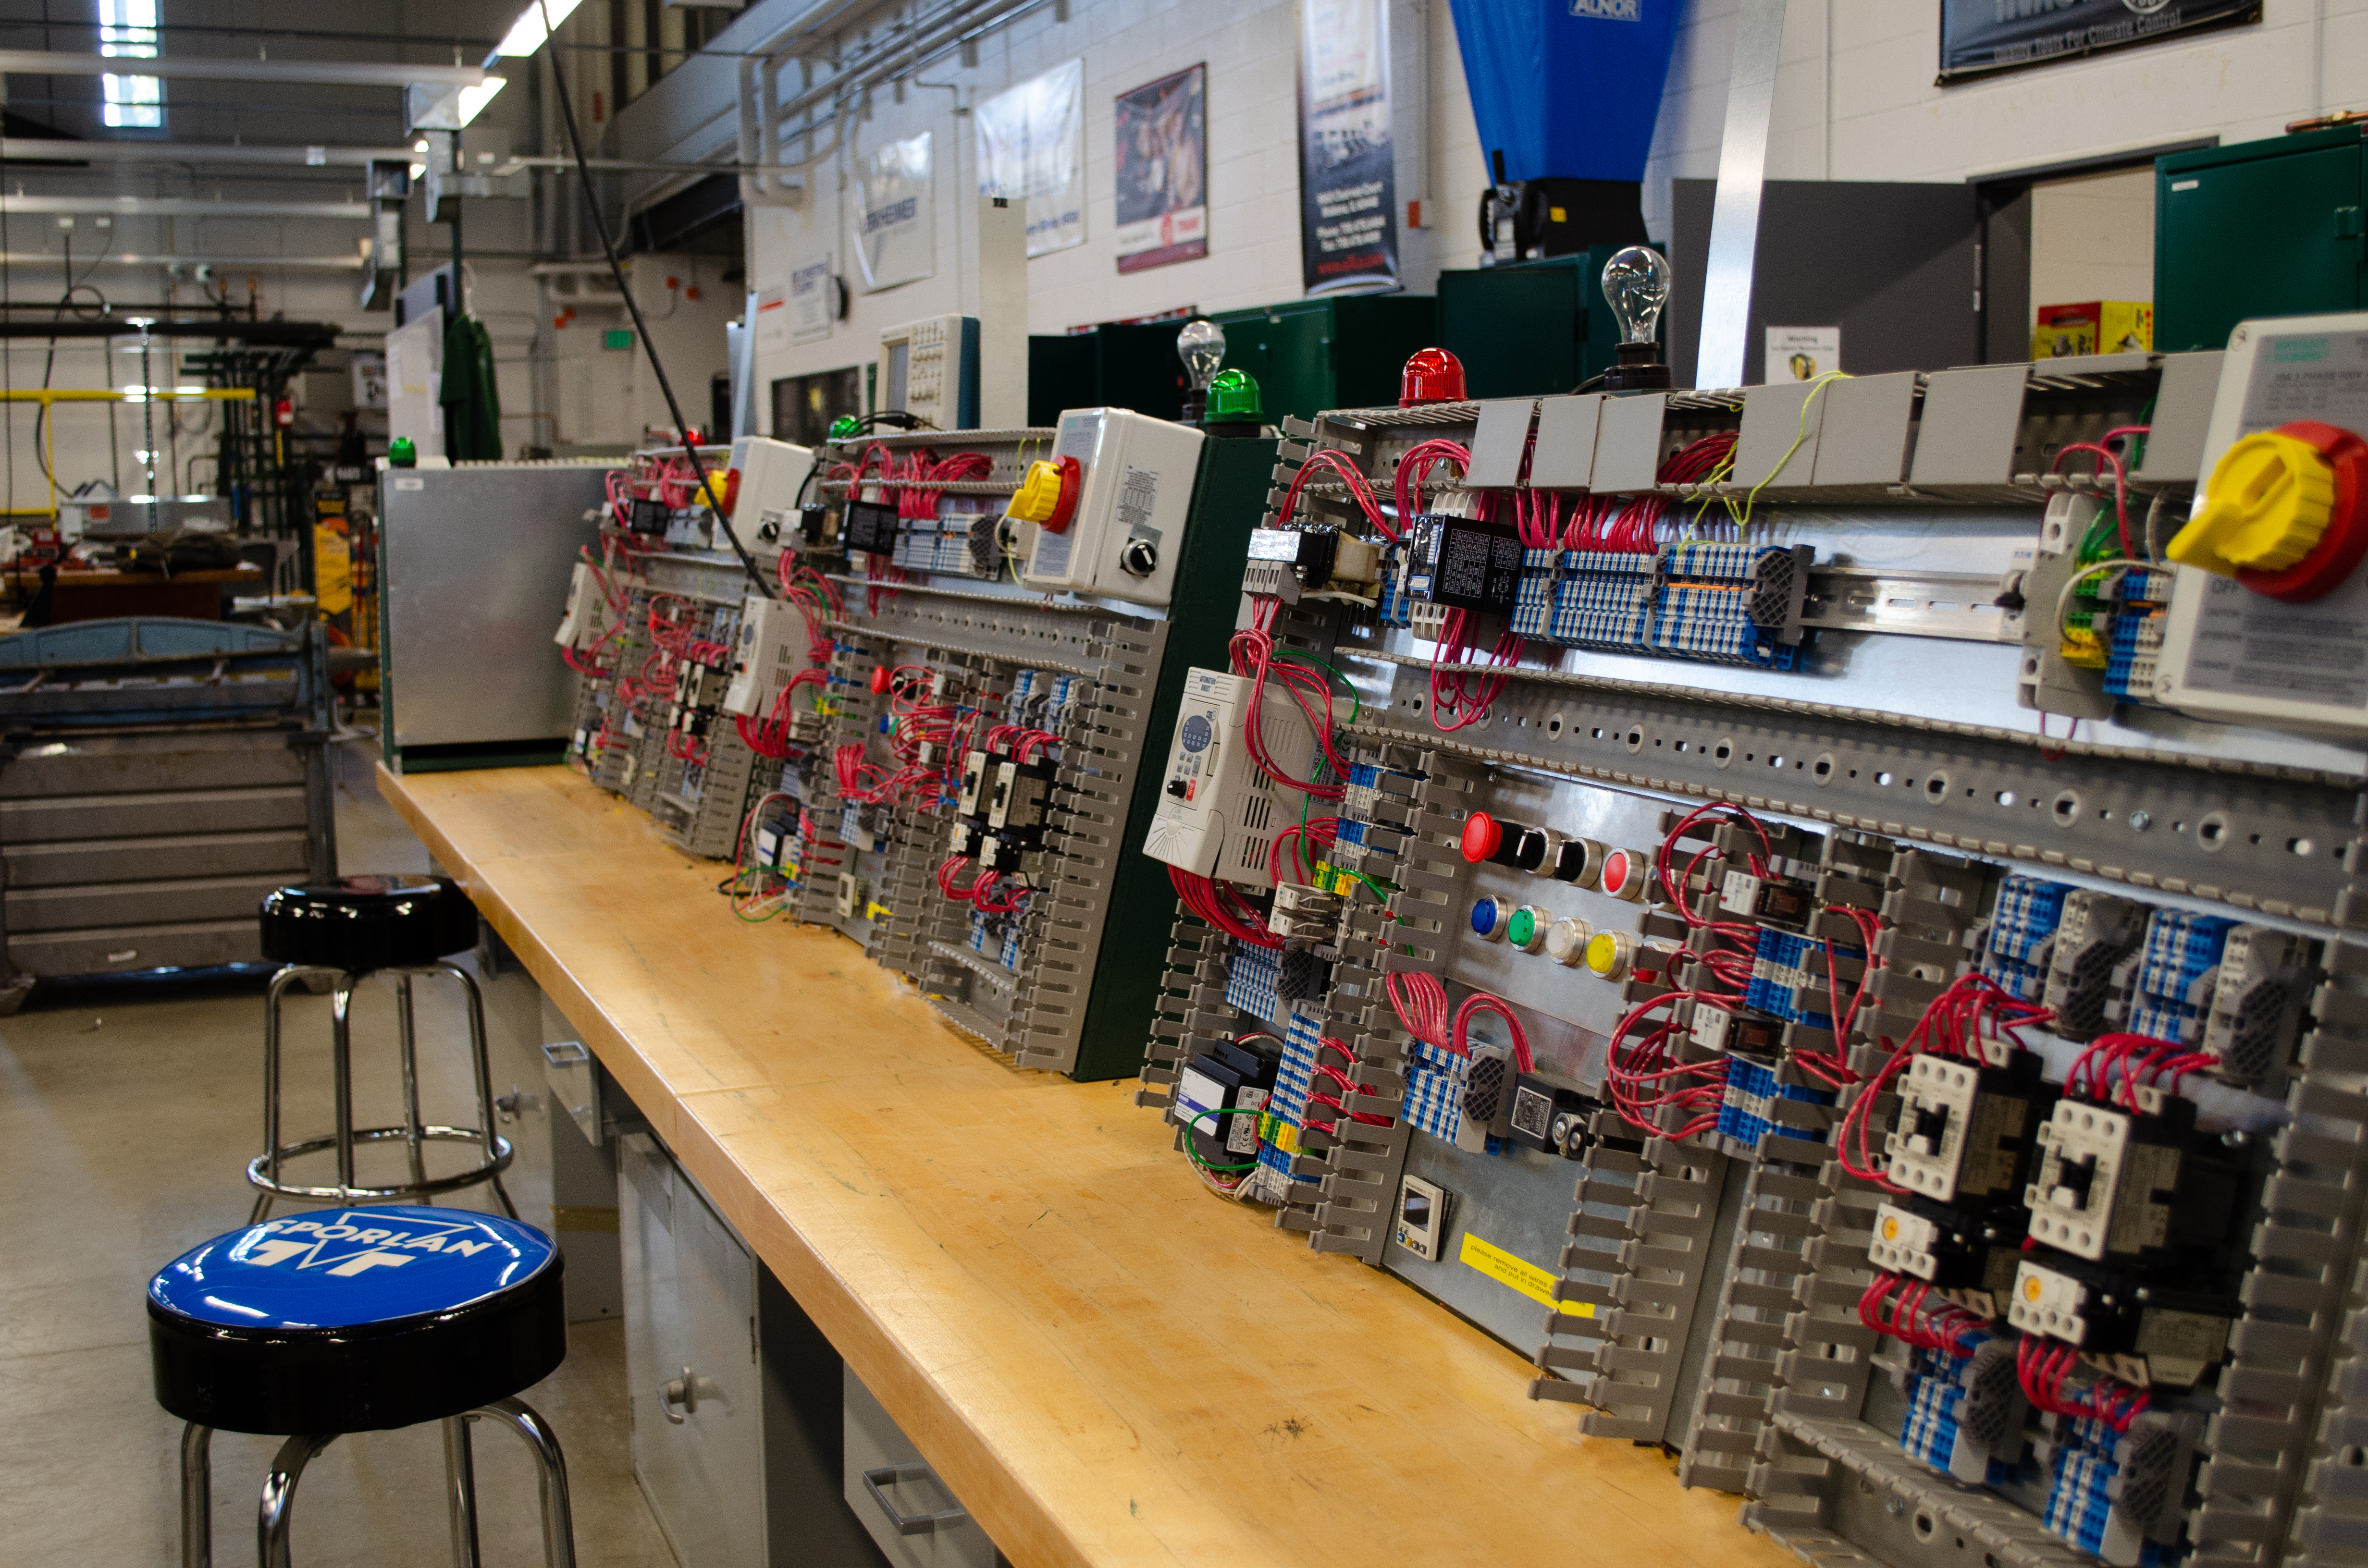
[861,1464,969,1536]
[541,1041,590,1067]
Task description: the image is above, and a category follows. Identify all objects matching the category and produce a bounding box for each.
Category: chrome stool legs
[177,1401,576,1568]
[247,961,515,1221]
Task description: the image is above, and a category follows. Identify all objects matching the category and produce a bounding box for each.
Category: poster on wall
[851,131,935,293]
[977,59,1085,257]
[1939,0,2259,83]
[1297,0,1397,294]
[787,255,835,344]
[1113,65,1208,274]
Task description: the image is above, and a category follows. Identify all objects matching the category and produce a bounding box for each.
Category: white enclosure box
[1140,666,1313,885]
[1021,407,1206,607]
[2158,312,2368,738]
[729,433,814,557]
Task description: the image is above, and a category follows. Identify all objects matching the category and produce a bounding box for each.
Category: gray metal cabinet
[620,1133,888,1568]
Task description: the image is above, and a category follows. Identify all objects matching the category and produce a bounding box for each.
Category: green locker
[2156,127,2368,353]
[1026,322,1193,426]
[1436,244,1649,399]
[1208,295,1437,421]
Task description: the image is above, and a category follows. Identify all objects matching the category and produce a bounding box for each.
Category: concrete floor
[0,738,674,1565]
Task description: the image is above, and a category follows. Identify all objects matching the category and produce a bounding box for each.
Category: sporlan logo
[229,1211,499,1278]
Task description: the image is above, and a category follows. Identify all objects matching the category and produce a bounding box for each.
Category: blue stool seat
[259,876,480,973]
[150,1205,565,1434]
[150,1207,576,1568]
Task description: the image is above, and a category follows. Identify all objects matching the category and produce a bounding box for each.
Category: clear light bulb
[1177,318,1226,392]
[1601,246,1672,348]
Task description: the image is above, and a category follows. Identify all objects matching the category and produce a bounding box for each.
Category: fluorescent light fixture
[98,0,163,130]
[456,75,507,125]
[494,0,583,57]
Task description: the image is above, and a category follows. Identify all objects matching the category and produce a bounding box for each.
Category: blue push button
[149,1205,555,1331]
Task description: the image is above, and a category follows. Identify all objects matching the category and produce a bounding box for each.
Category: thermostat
[1394,1174,1449,1261]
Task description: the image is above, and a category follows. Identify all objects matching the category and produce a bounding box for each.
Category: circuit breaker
[1018,408,1207,607]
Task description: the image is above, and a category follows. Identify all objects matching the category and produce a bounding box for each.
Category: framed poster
[1939,0,2259,83]
[977,59,1085,257]
[851,130,935,293]
[1299,0,1397,293]
[1113,64,1207,274]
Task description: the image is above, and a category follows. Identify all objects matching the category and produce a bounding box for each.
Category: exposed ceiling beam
[0,51,486,89]
[0,195,370,219]
[0,139,417,167]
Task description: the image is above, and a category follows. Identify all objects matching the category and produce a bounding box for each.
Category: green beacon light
[388,436,418,468]
[1201,368,1265,434]
[828,415,863,441]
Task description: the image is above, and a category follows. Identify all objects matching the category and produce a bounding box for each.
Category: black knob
[1166,778,1188,797]
[1119,538,1158,577]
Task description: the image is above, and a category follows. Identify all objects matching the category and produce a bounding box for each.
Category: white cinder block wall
[752,0,2366,420]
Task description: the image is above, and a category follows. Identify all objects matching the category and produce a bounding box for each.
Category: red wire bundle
[2016,1335,2150,1432]
[1168,866,1279,947]
[1393,440,1471,532]
[1426,609,1523,732]
[1386,970,1451,1049]
[1306,1037,1396,1136]
[1452,992,1536,1074]
[1604,988,1727,1140]
[2066,1032,2219,1110]
[2050,424,2150,560]
[1858,1273,1991,1359]
[1278,449,1390,539]
[1578,432,1737,553]
[1227,596,1349,796]
[1268,816,1340,886]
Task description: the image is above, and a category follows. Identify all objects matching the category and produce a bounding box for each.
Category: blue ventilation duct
[1446,0,1684,185]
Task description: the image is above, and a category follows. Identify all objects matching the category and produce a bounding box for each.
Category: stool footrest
[247,1127,514,1203]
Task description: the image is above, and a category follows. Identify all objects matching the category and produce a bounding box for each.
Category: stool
[149,1204,574,1568]
[250,876,514,1221]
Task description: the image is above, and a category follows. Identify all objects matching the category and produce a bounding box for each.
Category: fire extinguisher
[274,397,294,428]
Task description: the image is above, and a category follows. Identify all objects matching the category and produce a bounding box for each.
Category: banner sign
[978,59,1085,257]
[851,131,935,293]
[1939,0,2260,83]
[1444,0,1679,185]
[1114,65,1208,274]
[1298,0,1397,294]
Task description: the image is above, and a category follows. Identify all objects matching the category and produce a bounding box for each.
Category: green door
[2157,132,2366,352]
[1209,306,1335,424]
[1438,263,1583,398]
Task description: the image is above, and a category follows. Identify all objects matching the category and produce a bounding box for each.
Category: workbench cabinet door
[621,1133,766,1566]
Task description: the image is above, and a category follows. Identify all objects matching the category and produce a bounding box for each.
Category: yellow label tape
[1459,1231,1593,1317]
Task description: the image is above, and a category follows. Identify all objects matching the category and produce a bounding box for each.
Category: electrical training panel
[557,415,1273,1078]
[1132,328,2368,1568]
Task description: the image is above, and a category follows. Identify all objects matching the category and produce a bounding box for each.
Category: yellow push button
[2169,429,2336,575]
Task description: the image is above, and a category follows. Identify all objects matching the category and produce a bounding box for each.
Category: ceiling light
[493,0,583,59]
[456,76,507,126]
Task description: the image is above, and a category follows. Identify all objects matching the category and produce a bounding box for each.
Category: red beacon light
[1399,347,1467,408]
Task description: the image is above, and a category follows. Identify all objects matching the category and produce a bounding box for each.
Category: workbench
[10,564,264,623]
[380,761,1795,1568]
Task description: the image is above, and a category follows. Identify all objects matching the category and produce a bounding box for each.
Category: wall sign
[1113,64,1208,274]
[851,130,936,293]
[1939,0,2260,83]
[1298,0,1397,294]
[978,59,1085,257]
[787,256,835,345]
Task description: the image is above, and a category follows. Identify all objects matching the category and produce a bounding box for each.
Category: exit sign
[603,329,634,350]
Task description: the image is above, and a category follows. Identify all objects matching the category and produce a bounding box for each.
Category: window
[98,0,162,131]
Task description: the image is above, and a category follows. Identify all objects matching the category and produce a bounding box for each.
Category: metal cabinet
[2156,127,2368,352]
[843,1371,1001,1568]
[621,1133,888,1568]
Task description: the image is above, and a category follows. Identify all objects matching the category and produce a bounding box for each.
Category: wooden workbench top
[380,762,1792,1568]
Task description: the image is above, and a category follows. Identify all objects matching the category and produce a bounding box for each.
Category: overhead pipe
[0,138,418,167]
[0,195,370,219]
[0,49,486,88]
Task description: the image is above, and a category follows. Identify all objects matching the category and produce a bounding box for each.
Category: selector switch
[1461,811,1546,871]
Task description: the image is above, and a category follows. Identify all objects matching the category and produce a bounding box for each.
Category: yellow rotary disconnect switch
[1008,457,1078,530]
[2168,429,2336,576]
